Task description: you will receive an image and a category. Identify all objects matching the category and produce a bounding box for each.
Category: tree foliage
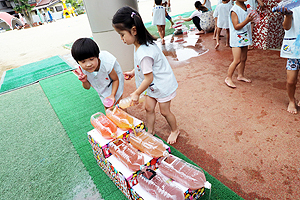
[11,0,34,26]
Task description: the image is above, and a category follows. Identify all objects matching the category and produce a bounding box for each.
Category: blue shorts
[286,58,300,70]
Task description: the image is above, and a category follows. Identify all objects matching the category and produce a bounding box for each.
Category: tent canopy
[0,12,23,30]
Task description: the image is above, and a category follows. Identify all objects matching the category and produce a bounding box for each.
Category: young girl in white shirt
[112,6,180,144]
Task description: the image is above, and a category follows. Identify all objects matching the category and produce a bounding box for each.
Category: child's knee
[145,104,155,113]
[287,79,297,86]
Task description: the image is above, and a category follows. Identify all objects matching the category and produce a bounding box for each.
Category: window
[56,5,63,11]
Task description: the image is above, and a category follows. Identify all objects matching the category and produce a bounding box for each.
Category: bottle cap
[103,98,114,107]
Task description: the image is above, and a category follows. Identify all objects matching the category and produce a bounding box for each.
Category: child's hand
[130,92,140,105]
[246,11,256,23]
[123,71,135,80]
[74,67,88,82]
[277,6,293,15]
[104,96,115,108]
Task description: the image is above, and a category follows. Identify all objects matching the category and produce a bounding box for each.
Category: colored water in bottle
[106,107,134,130]
[117,93,146,109]
[90,112,117,139]
[159,155,206,190]
[272,0,299,13]
[109,138,144,172]
[137,168,184,200]
[129,129,169,158]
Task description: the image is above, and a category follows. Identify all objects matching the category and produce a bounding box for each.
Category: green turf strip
[0,55,75,95]
[0,83,101,199]
[40,71,243,200]
[39,71,125,200]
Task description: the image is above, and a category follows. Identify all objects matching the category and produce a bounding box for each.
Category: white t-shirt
[134,43,178,98]
[82,51,124,103]
[280,6,300,59]
[201,0,212,10]
[213,2,232,28]
[229,4,252,47]
[152,5,166,25]
[190,10,203,19]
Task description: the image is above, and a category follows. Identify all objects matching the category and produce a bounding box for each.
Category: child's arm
[202,0,207,6]
[74,67,91,90]
[231,11,254,30]
[282,8,293,30]
[179,15,192,22]
[123,69,135,80]
[256,0,265,9]
[106,68,119,103]
[132,72,153,103]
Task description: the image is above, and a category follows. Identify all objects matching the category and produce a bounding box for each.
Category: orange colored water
[109,139,144,171]
[91,113,117,139]
[106,107,134,130]
[129,130,167,158]
[137,169,184,200]
[159,155,206,190]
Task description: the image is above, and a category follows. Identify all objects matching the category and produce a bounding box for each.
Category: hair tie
[131,12,136,18]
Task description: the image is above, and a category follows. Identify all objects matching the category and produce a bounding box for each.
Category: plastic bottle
[117,93,146,109]
[247,9,261,23]
[106,107,134,130]
[109,138,144,171]
[137,168,184,200]
[90,112,117,139]
[272,0,299,13]
[129,129,169,158]
[158,155,206,190]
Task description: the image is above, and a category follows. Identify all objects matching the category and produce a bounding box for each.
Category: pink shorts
[156,91,177,103]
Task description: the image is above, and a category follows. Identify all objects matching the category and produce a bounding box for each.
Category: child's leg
[225,29,229,47]
[213,18,217,39]
[286,61,299,114]
[237,46,251,83]
[145,96,157,134]
[158,100,179,144]
[192,17,204,34]
[166,14,174,26]
[215,27,221,49]
[225,47,241,88]
[157,25,165,44]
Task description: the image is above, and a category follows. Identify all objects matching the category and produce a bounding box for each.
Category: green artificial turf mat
[39,71,125,200]
[0,83,101,199]
[40,71,243,200]
[145,11,194,38]
[0,55,75,95]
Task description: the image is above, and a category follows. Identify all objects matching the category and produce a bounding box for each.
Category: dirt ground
[125,32,300,200]
[1,8,300,200]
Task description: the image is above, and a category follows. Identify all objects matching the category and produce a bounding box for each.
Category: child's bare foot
[287,101,297,114]
[225,77,236,88]
[213,37,216,40]
[195,30,205,35]
[225,43,229,47]
[161,39,165,45]
[167,130,180,144]
[237,77,252,83]
[215,43,219,49]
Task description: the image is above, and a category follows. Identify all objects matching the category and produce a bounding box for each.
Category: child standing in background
[277,6,300,114]
[225,0,255,88]
[213,0,232,48]
[71,38,124,108]
[112,6,180,144]
[201,0,212,10]
[153,0,168,45]
[162,0,174,27]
